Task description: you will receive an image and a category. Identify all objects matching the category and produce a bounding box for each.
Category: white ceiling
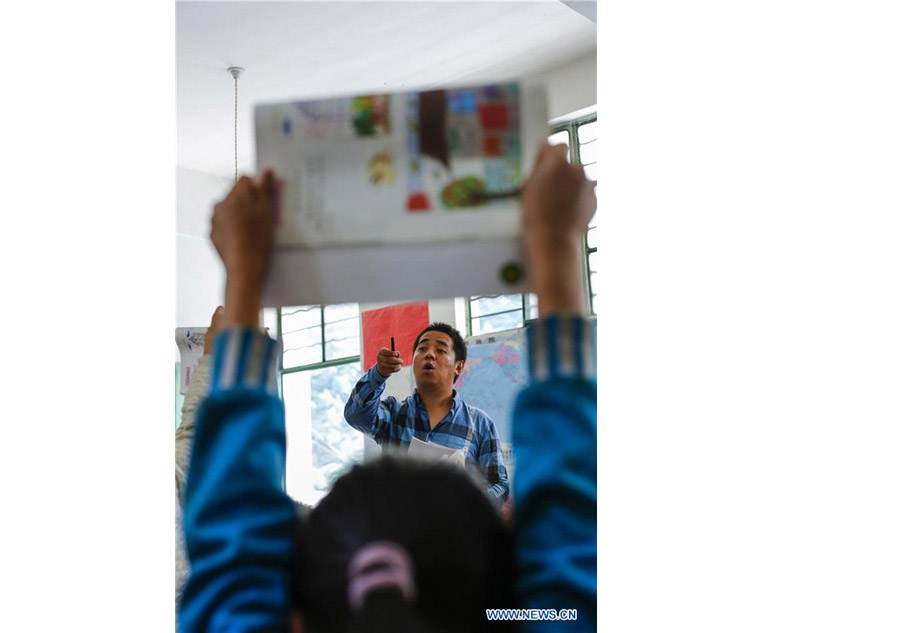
[177,1,597,179]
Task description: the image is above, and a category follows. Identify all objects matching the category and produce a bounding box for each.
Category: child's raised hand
[521,142,596,246]
[520,142,597,315]
[210,169,280,327]
[210,170,279,283]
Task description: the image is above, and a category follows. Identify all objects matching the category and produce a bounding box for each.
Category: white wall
[528,51,597,121]
[176,166,230,329]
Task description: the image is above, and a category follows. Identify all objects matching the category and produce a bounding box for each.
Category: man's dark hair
[292,457,514,633]
[412,322,467,364]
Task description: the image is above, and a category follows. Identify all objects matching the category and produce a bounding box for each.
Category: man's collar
[412,389,460,411]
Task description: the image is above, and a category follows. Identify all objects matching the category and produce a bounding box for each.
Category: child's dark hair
[293,456,513,633]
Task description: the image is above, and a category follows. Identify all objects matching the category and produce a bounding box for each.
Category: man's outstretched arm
[343,347,403,442]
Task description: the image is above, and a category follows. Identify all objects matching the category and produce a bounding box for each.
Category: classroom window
[467,293,538,336]
[282,362,364,506]
[553,115,598,315]
[281,304,361,369]
[575,118,599,315]
[465,111,598,335]
[279,304,363,505]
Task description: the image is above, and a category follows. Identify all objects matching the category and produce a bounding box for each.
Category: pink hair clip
[347,540,417,610]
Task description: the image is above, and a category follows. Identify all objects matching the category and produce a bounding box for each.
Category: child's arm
[343,364,401,444]
[513,316,597,628]
[179,328,295,633]
[513,142,598,631]
[178,171,296,632]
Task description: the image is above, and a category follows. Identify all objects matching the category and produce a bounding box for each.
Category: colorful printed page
[255,83,547,249]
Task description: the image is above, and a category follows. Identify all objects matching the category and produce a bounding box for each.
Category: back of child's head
[294,456,514,633]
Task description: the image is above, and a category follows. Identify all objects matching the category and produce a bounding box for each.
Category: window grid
[276,305,363,498]
[556,115,598,316]
[278,305,361,376]
[467,293,530,337]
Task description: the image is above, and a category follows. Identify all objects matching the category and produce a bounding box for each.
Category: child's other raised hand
[520,142,597,315]
[210,170,278,282]
[521,142,596,247]
[210,169,280,327]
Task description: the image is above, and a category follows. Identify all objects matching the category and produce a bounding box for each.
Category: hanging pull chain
[227,67,245,184]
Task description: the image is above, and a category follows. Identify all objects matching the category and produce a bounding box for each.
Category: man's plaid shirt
[344,365,510,501]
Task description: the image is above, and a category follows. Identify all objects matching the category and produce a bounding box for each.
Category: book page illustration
[256,83,544,249]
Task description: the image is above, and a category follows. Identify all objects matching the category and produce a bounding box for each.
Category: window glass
[578,138,597,165]
[586,226,598,250]
[283,363,363,505]
[282,306,322,368]
[324,303,360,360]
[525,292,539,320]
[577,120,597,144]
[577,119,599,314]
[469,294,522,318]
[471,310,523,336]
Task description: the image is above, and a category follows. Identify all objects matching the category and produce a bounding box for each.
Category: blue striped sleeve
[210,327,279,396]
[475,411,510,502]
[343,364,397,443]
[179,328,294,633]
[527,314,596,382]
[514,314,597,631]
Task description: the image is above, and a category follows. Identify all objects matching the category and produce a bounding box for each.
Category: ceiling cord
[227,67,245,183]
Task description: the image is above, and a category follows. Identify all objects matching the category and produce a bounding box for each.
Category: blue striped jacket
[179,314,596,632]
[344,365,510,501]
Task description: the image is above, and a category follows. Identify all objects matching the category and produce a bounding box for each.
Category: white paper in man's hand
[407,436,467,468]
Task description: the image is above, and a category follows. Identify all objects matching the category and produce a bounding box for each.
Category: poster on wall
[256,81,548,306]
[455,328,528,446]
[360,301,430,370]
[456,318,597,444]
[456,318,597,487]
[175,327,208,395]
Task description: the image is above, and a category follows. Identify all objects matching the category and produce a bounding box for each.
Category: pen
[391,336,395,352]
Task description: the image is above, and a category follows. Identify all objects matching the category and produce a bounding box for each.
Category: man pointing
[344,322,509,501]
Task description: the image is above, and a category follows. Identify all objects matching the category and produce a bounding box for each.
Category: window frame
[278,305,362,373]
[466,292,533,338]
[275,304,363,404]
[465,109,598,335]
[275,305,364,498]
[553,112,599,316]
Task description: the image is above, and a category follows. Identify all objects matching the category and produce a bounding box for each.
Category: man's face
[413,330,464,390]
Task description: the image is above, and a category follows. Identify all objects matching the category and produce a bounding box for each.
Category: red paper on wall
[361,302,431,370]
